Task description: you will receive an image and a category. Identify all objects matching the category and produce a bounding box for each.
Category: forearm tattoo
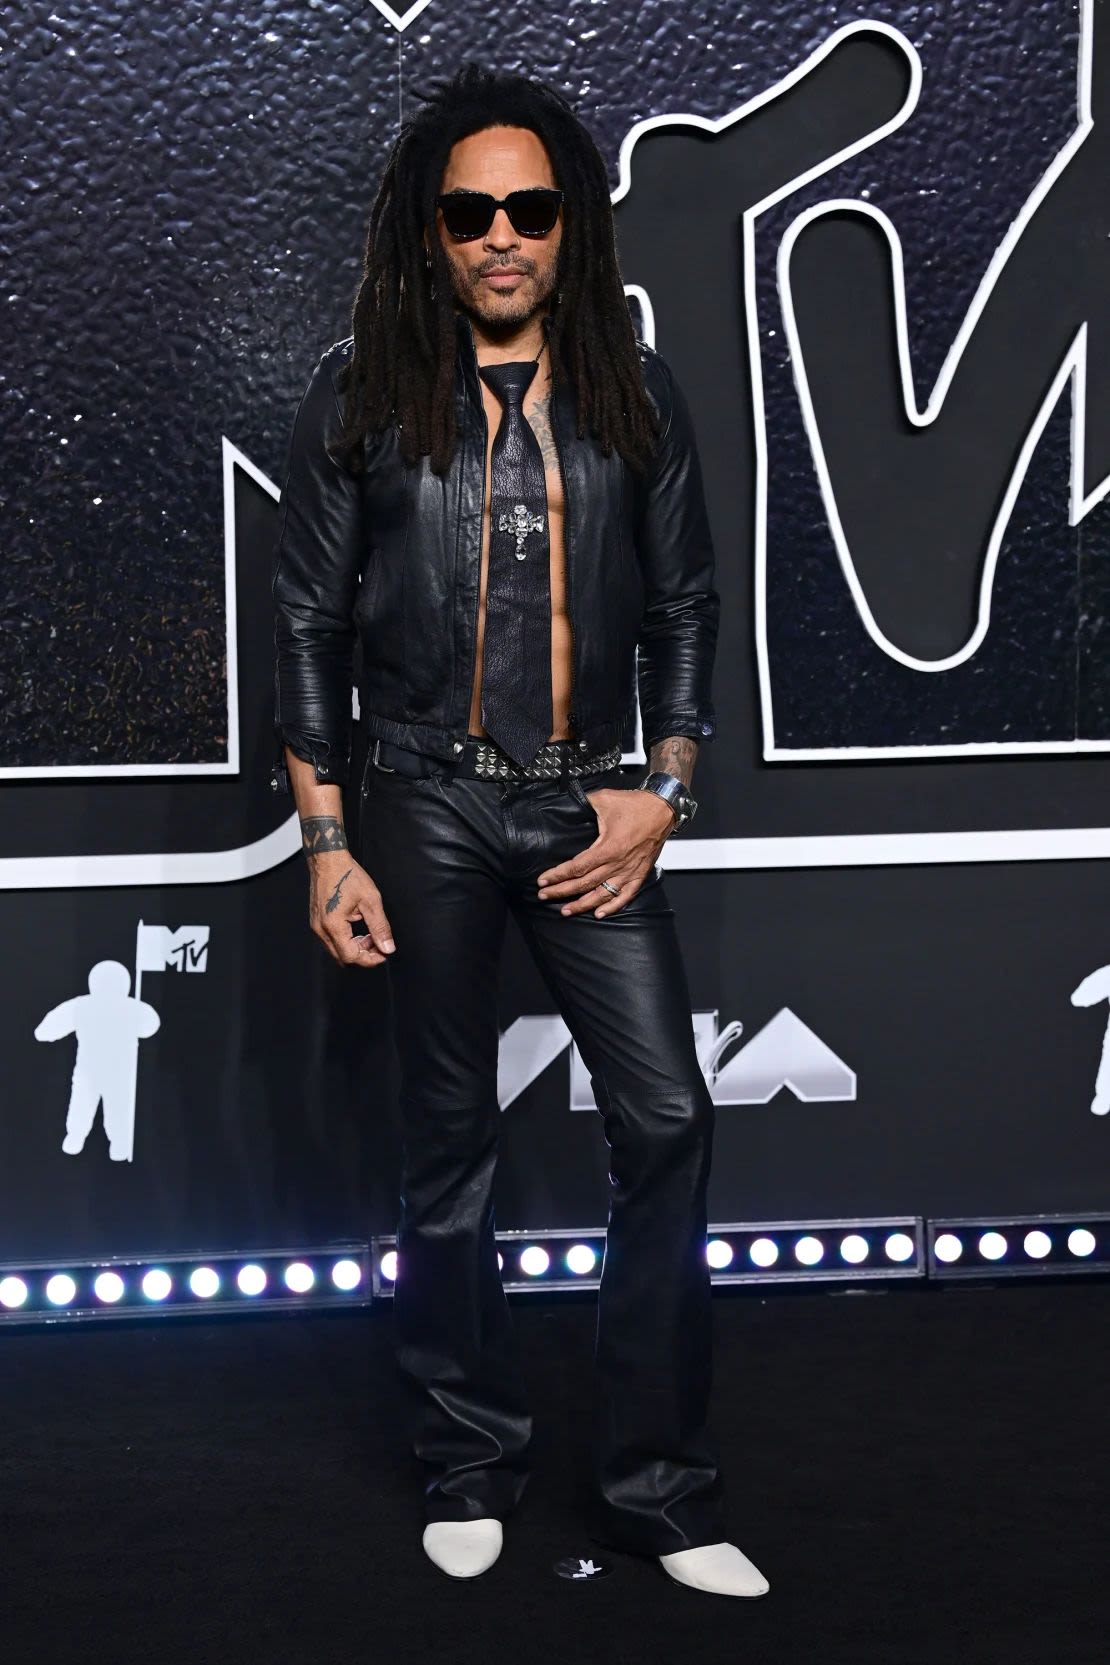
[300,815,349,855]
[648,735,698,788]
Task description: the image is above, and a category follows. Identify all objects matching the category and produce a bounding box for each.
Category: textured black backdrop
[1,1,1107,1261]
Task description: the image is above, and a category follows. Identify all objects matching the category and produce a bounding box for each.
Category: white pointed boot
[658,1541,770,1597]
[422,1518,503,1578]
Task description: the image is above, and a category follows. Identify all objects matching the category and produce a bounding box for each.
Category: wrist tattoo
[648,735,697,789]
[300,815,348,855]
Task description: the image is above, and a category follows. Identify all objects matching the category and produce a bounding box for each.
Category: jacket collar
[454,305,478,365]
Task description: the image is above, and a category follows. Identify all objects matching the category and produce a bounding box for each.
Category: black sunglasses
[435,188,564,241]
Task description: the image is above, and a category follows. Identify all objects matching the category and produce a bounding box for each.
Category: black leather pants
[358,745,729,1556]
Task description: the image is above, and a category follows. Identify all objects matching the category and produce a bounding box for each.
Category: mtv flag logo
[135,922,210,974]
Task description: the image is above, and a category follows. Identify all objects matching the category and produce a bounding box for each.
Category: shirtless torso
[467,348,573,744]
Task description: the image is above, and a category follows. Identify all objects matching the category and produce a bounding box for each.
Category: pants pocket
[361,753,441,800]
[568,764,626,813]
[567,775,595,814]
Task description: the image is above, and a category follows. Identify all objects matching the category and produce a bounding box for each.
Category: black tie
[477,357,553,766]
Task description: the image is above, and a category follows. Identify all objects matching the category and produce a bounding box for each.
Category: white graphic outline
[759,2,1107,757]
[364,0,435,31]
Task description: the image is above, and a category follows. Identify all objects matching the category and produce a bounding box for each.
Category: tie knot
[478,359,538,407]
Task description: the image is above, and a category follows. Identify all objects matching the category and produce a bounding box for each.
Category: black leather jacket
[270,308,719,794]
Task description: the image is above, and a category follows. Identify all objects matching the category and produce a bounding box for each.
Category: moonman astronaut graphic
[34,960,161,1162]
[1070,964,1110,1116]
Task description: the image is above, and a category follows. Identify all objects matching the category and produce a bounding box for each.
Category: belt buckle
[372,737,397,774]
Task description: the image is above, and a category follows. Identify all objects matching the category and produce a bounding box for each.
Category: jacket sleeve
[633,351,720,754]
[270,346,362,795]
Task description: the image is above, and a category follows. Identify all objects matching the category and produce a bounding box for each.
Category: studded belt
[371,734,622,782]
[468,736,622,781]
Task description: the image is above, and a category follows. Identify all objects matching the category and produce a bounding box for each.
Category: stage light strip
[0,1243,372,1326]
[370,1217,926,1296]
[4,1213,1103,1327]
[927,1212,1107,1278]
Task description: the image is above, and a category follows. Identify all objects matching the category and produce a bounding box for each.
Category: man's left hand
[536,788,676,917]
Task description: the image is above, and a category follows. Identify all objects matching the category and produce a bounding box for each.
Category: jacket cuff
[270,728,350,795]
[641,712,717,753]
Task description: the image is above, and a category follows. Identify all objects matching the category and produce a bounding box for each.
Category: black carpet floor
[2,1276,1107,1665]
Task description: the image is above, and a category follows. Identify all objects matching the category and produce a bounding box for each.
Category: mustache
[473,259,534,278]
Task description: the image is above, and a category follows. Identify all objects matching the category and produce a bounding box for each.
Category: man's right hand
[281,747,397,968]
[308,850,397,967]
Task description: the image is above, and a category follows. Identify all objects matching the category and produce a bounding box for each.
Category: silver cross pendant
[499,501,545,560]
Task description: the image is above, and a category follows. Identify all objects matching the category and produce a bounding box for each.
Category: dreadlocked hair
[331,62,661,479]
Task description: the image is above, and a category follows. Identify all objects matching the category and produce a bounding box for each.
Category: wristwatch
[636,770,698,833]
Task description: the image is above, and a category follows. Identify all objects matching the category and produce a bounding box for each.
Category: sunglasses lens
[438,191,561,239]
[507,190,560,236]
[440,196,494,239]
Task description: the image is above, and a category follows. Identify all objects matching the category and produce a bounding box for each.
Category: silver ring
[600,879,620,897]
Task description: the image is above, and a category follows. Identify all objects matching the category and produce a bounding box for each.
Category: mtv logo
[496,1009,855,1110]
[135,922,210,974]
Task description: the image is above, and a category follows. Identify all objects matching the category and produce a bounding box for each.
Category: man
[271,63,769,1600]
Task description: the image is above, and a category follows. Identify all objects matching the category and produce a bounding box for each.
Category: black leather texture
[476,355,555,766]
[360,754,730,1553]
[271,309,720,791]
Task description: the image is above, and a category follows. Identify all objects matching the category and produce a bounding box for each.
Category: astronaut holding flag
[33,921,208,1163]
